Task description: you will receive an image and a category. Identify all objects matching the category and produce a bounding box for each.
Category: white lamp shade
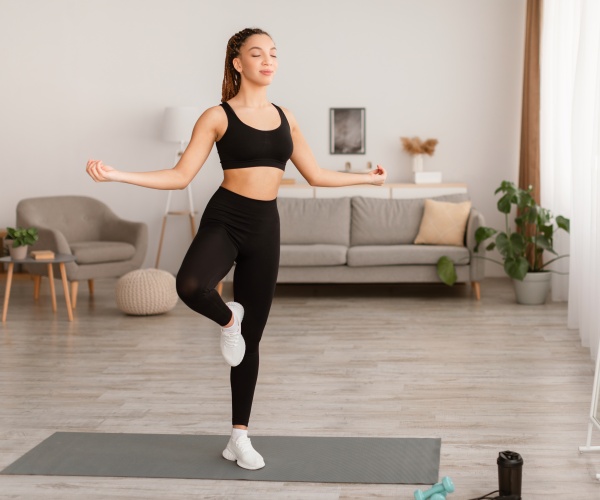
[162,106,202,143]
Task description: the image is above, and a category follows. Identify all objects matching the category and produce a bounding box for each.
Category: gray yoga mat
[1,432,441,484]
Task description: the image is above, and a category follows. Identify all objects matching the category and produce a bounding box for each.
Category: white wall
[0,0,525,276]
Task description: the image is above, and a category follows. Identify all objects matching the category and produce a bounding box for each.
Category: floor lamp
[156,106,202,268]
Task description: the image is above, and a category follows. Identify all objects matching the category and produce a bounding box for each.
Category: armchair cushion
[70,241,136,264]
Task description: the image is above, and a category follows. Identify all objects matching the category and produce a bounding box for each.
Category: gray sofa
[224,194,485,298]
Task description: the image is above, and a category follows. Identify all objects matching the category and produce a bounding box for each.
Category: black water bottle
[497,450,523,499]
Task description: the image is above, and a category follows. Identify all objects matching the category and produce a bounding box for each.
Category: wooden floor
[1,276,599,499]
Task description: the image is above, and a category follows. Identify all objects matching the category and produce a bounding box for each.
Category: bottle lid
[497,450,523,467]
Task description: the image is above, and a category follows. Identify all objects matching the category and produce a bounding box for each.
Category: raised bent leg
[176,223,238,326]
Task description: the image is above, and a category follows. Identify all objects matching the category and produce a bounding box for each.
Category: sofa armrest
[466,208,485,282]
[102,218,148,266]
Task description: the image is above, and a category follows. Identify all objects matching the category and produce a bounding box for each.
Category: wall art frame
[329,108,366,154]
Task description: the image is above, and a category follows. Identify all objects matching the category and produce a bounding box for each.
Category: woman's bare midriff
[221,167,285,201]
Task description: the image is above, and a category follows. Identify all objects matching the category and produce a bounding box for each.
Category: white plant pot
[512,272,551,305]
[9,245,28,260]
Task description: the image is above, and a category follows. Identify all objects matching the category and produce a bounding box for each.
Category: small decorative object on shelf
[414,171,442,184]
[30,250,55,260]
[6,227,38,260]
[400,136,440,181]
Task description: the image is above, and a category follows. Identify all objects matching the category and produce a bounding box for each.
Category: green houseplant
[437,181,570,304]
[6,226,38,260]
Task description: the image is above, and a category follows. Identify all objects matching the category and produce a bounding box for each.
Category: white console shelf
[278,183,468,199]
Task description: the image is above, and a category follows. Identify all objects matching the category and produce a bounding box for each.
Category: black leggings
[176,186,280,427]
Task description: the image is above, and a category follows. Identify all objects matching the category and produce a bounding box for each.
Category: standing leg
[229,231,280,428]
[221,226,279,471]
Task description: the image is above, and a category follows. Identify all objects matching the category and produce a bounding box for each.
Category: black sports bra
[216,101,293,171]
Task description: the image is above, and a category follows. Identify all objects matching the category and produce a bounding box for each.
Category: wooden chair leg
[88,279,94,297]
[472,281,481,301]
[70,281,79,309]
[47,264,57,312]
[2,263,14,322]
[33,275,41,300]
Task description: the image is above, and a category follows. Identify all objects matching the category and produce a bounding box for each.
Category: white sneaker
[220,302,245,367]
[222,435,265,470]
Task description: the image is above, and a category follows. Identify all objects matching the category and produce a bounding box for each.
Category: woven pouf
[115,268,178,315]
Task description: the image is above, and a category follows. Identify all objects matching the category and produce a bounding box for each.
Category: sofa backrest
[277,197,351,245]
[351,193,470,246]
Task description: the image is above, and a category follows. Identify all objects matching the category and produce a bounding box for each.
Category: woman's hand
[367,164,387,186]
[86,159,120,183]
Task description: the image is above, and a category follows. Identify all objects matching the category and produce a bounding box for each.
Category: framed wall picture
[330,108,366,154]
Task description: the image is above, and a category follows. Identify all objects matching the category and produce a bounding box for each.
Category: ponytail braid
[221,28,272,102]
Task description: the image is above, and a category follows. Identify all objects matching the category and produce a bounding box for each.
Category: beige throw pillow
[414,199,472,246]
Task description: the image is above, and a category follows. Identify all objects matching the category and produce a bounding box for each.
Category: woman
[86,27,387,470]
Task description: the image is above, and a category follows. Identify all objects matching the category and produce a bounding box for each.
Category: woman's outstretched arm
[284,108,387,187]
[86,106,224,190]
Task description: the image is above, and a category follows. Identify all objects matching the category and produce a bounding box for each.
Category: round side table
[1,253,76,322]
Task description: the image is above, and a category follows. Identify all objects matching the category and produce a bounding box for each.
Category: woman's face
[233,34,278,87]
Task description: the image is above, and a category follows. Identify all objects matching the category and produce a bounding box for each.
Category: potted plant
[437,181,570,304]
[5,226,38,260]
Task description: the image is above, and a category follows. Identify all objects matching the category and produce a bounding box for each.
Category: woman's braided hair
[221,28,272,102]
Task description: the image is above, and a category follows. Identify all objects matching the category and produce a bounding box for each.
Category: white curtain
[541,0,600,357]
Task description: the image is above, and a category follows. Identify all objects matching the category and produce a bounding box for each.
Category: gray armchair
[17,196,148,307]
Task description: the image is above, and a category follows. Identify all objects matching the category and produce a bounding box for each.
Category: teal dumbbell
[414,476,455,500]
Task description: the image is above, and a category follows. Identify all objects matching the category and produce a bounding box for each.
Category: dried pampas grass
[401,137,439,156]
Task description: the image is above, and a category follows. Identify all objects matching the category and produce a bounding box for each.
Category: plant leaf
[509,232,526,255]
[497,193,512,214]
[495,233,511,258]
[504,257,529,281]
[475,227,497,252]
[535,235,552,249]
[556,215,570,233]
[437,256,457,286]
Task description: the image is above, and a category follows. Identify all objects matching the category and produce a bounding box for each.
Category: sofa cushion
[70,241,136,264]
[278,197,351,245]
[347,245,469,267]
[350,194,470,246]
[280,244,348,266]
[414,199,472,246]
